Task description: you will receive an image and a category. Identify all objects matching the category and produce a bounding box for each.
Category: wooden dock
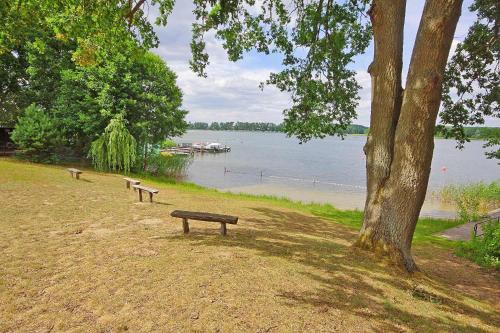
[163,143,231,154]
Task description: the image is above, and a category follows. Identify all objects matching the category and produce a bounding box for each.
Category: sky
[150,0,498,126]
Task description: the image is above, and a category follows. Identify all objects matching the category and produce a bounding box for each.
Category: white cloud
[151,2,291,124]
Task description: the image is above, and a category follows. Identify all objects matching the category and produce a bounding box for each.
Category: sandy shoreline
[225,183,457,219]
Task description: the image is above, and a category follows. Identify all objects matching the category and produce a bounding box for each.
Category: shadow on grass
[154,201,173,206]
[168,207,497,332]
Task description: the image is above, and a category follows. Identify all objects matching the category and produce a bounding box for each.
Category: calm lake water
[176,130,499,218]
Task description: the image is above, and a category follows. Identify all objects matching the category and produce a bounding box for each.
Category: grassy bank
[1,158,498,332]
[132,171,463,248]
[3,157,466,246]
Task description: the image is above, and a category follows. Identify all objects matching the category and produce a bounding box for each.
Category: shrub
[438,181,500,222]
[89,114,137,173]
[456,220,500,270]
[160,139,177,149]
[11,104,62,163]
[143,153,192,178]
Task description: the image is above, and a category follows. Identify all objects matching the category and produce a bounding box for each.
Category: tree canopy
[189,0,497,156]
[190,0,372,141]
[1,0,187,170]
[441,0,499,158]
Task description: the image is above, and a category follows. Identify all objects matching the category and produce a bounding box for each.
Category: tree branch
[126,0,147,26]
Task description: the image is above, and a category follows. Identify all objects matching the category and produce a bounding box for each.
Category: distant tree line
[435,127,500,141]
[189,122,498,141]
[188,122,369,134]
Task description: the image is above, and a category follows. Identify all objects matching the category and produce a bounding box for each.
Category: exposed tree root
[355,232,419,273]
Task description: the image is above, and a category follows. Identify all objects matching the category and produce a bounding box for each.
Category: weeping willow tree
[90,114,137,173]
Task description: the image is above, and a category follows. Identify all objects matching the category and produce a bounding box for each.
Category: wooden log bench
[67,168,82,179]
[170,210,238,235]
[123,177,140,190]
[132,184,159,202]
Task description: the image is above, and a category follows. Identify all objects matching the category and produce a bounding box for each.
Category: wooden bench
[170,210,238,235]
[132,184,159,202]
[123,177,140,190]
[67,168,82,179]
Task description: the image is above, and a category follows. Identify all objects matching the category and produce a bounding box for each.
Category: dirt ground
[0,159,498,332]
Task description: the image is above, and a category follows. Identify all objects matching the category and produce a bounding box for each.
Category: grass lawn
[0,158,498,332]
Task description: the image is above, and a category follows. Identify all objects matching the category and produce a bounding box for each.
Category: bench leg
[138,189,143,202]
[126,181,130,189]
[149,192,153,203]
[70,172,73,178]
[220,223,227,236]
[182,218,190,234]
[76,173,80,180]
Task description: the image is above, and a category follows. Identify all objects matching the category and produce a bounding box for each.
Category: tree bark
[357,0,406,262]
[357,0,463,272]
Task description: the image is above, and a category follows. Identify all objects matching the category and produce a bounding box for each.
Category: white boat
[205,142,222,150]
[205,142,231,152]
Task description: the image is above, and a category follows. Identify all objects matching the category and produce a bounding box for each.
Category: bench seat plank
[132,185,159,193]
[171,210,238,224]
[67,168,82,179]
[132,184,159,202]
[124,177,140,183]
[123,177,140,189]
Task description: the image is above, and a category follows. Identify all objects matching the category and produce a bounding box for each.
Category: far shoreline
[181,128,494,141]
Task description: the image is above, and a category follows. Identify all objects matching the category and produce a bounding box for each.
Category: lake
[175,130,499,218]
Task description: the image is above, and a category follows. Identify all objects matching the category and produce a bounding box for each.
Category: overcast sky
[151,1,498,126]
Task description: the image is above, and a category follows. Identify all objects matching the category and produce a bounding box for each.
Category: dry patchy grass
[0,159,498,332]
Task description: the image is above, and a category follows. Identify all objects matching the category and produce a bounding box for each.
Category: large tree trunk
[357,0,406,264]
[357,0,463,272]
